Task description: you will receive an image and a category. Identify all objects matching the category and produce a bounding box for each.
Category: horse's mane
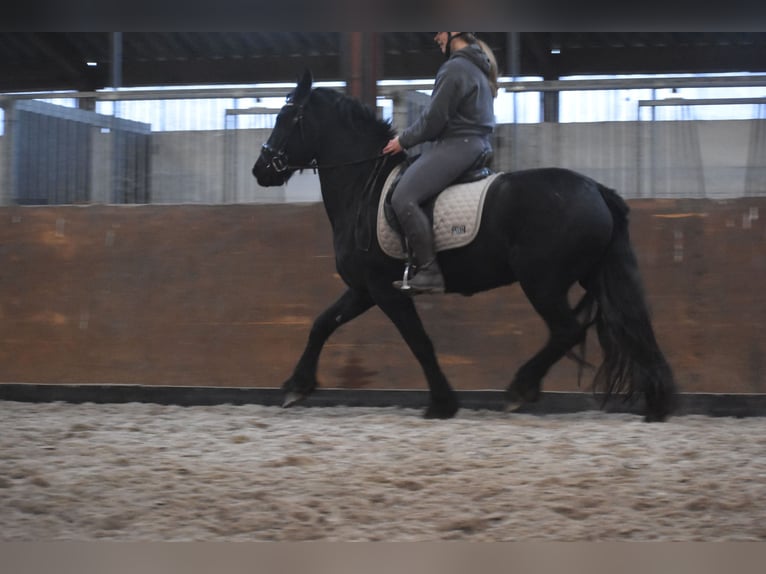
[312,87,395,142]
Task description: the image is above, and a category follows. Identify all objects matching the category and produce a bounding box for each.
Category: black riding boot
[393,206,445,295]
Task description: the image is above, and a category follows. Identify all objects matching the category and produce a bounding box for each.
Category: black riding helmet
[443,32,473,58]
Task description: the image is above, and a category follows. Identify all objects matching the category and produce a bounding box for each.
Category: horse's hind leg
[506,289,587,410]
[282,288,374,407]
[369,284,458,419]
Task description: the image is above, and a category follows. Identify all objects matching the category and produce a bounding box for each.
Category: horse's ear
[293,69,313,105]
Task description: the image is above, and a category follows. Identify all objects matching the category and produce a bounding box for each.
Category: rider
[383,32,498,294]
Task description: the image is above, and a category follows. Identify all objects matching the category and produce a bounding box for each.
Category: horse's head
[252,69,317,187]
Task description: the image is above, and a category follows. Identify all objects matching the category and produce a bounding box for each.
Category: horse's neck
[317,153,398,232]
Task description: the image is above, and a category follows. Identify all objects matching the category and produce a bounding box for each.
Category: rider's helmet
[441,32,474,58]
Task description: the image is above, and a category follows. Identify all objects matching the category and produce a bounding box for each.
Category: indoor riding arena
[1,32,766,543]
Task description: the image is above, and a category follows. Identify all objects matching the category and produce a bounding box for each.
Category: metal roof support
[0,100,16,205]
[342,33,380,114]
[111,32,123,89]
[507,32,522,170]
[542,90,560,123]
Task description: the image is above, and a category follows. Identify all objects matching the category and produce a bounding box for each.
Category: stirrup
[397,262,414,292]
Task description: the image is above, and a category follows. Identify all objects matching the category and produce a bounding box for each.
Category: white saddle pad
[376,164,501,260]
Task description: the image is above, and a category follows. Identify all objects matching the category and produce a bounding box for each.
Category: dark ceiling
[1,32,765,93]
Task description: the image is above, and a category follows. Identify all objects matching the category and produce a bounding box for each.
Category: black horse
[253,70,678,422]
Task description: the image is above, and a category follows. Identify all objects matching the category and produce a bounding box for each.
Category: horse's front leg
[282,288,374,407]
[369,284,458,419]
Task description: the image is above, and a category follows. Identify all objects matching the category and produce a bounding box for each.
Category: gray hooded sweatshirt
[398,43,495,149]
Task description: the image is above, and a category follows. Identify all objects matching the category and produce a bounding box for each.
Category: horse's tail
[588,184,679,421]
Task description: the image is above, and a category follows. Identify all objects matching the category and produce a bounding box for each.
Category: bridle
[259,94,398,254]
[260,99,386,174]
[259,101,311,174]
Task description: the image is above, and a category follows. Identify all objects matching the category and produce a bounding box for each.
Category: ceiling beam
[31,33,103,91]
[1,33,766,93]
[121,54,343,87]
[553,45,766,76]
[380,52,443,80]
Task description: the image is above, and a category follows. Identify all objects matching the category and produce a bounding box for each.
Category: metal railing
[2,75,766,205]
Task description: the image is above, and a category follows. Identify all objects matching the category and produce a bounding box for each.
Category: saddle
[377,150,500,260]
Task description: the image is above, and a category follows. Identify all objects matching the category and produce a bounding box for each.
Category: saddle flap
[377,165,501,260]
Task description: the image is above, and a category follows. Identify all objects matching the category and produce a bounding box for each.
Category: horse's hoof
[282,392,307,408]
[506,383,540,410]
[643,412,668,423]
[424,403,459,419]
[505,386,525,412]
[504,400,523,413]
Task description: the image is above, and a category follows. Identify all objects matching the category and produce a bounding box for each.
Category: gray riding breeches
[390,134,492,216]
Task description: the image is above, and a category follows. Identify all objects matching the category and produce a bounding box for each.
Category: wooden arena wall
[0,199,764,394]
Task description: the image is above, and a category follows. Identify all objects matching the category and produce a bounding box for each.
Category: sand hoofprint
[1,401,765,541]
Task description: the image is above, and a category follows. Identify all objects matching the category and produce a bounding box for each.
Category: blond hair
[463,34,499,98]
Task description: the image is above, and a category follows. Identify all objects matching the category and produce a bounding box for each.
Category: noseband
[260,143,292,173]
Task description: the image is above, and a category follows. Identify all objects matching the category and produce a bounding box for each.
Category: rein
[260,100,387,174]
[354,154,391,252]
[265,153,388,174]
[260,92,397,252]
